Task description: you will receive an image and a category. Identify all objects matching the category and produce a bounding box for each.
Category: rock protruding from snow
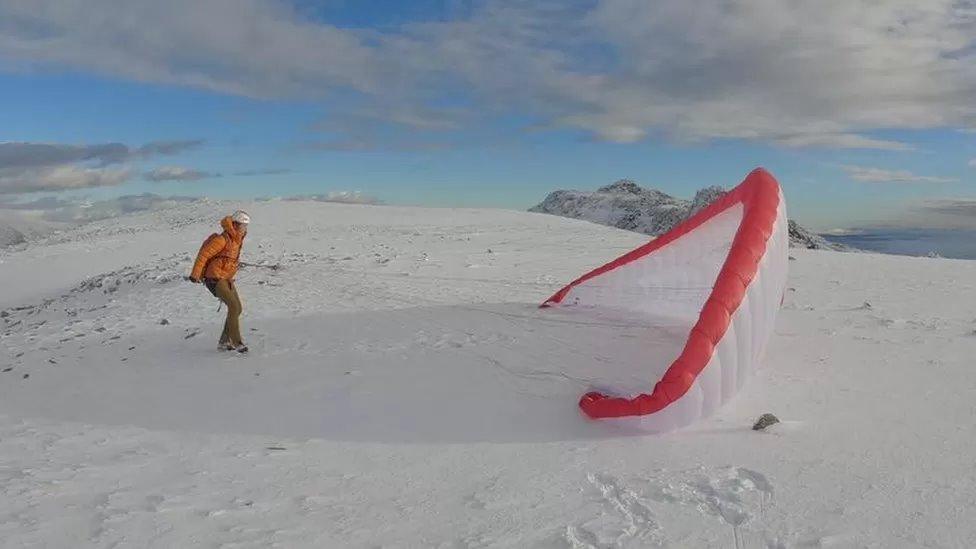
[530,179,849,250]
[688,185,727,218]
[0,213,65,249]
[0,222,27,248]
[788,219,850,251]
[752,413,781,431]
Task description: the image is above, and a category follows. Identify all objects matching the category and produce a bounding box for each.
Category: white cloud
[0,165,134,194]
[1,1,975,149]
[969,158,976,167]
[145,166,215,182]
[842,165,957,183]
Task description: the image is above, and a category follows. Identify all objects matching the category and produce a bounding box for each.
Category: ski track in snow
[3,200,976,547]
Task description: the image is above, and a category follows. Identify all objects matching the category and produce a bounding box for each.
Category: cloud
[308,106,465,152]
[0,140,202,193]
[284,191,381,205]
[145,166,216,182]
[0,165,134,194]
[233,168,292,176]
[776,134,912,151]
[867,198,976,230]
[917,199,976,218]
[302,139,451,153]
[0,140,202,169]
[135,140,203,157]
[0,142,130,169]
[841,165,957,183]
[2,1,975,149]
[969,159,976,168]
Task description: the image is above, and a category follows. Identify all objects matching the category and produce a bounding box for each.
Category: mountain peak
[598,179,643,194]
[530,178,848,251]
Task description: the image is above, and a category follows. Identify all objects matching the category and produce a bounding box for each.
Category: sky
[1,0,975,231]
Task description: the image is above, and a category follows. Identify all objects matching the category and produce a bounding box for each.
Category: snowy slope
[2,201,975,548]
[0,211,67,249]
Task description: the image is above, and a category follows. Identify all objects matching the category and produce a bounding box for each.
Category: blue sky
[1,0,975,230]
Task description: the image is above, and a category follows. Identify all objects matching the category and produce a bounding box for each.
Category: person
[189,210,250,352]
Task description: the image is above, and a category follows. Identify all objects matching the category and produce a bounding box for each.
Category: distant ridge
[529,179,849,251]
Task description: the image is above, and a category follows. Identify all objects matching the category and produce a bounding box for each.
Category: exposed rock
[530,179,851,250]
[752,413,780,431]
[0,223,27,248]
[529,179,689,236]
[788,220,850,251]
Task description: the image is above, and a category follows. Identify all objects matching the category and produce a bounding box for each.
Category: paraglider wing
[542,168,789,431]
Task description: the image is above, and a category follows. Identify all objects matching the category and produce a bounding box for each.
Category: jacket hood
[220,215,243,240]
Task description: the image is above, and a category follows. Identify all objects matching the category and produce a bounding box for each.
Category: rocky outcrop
[788,219,849,251]
[530,179,848,250]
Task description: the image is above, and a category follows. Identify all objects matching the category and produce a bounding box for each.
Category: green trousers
[213,279,243,345]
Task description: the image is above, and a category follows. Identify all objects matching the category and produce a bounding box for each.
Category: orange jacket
[190,216,245,281]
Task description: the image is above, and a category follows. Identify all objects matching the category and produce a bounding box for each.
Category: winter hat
[231,210,251,224]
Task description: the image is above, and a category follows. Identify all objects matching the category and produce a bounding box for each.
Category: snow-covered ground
[2,201,975,548]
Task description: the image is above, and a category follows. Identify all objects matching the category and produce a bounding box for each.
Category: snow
[2,200,975,547]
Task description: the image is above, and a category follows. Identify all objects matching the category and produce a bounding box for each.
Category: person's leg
[214,279,243,346]
[228,281,243,344]
[205,279,230,345]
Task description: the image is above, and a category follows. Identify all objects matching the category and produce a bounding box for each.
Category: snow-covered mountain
[0,211,66,248]
[2,199,972,547]
[0,193,206,250]
[530,179,849,250]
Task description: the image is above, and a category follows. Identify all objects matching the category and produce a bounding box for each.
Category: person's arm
[189,234,226,282]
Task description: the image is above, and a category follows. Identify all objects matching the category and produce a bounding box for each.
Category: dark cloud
[0,140,203,170]
[0,142,129,169]
[0,140,204,193]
